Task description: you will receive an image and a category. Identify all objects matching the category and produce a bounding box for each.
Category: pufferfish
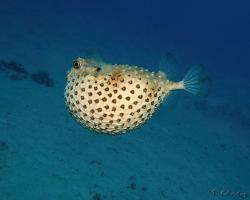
[64,57,202,135]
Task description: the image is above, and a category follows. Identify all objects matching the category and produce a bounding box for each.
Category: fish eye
[73,60,80,69]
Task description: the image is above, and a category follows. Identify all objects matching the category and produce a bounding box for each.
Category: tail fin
[182,65,203,95]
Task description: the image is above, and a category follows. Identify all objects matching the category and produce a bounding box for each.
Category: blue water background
[0,0,249,199]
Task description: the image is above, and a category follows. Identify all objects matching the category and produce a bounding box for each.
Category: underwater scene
[0,0,249,199]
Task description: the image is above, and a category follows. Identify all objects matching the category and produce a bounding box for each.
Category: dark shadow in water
[0,60,54,87]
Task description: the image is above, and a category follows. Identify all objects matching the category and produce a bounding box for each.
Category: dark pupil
[73,61,80,68]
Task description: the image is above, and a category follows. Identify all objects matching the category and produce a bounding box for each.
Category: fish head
[66,57,101,80]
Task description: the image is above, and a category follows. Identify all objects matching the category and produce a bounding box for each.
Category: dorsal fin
[158,52,181,81]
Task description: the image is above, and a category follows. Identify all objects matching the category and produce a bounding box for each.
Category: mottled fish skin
[64,58,180,134]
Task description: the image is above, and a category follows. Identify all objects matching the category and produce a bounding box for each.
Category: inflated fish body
[64,58,201,134]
